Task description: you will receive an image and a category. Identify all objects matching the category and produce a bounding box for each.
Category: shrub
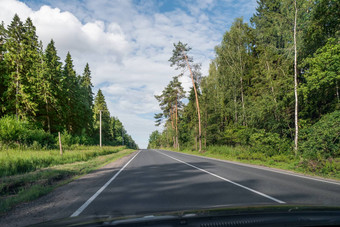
[300,110,340,160]
[249,130,291,156]
[0,116,54,148]
[223,126,254,146]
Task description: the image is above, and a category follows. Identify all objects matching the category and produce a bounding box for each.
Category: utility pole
[99,110,102,147]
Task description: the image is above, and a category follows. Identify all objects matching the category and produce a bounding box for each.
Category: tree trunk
[266,61,278,120]
[170,107,176,148]
[46,98,51,133]
[16,64,19,120]
[238,43,246,127]
[184,54,202,152]
[293,0,299,155]
[195,135,197,151]
[234,92,238,123]
[175,97,179,150]
[205,111,207,149]
[336,80,339,103]
[240,76,246,126]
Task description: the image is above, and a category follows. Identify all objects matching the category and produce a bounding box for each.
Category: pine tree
[155,76,185,149]
[169,42,203,152]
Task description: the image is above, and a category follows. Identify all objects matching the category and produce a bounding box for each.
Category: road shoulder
[0,151,137,227]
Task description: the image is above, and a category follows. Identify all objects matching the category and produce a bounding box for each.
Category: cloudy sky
[1,0,258,148]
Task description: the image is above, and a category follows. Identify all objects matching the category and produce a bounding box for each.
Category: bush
[0,116,54,149]
[223,126,254,146]
[300,110,340,160]
[0,115,27,144]
[249,130,291,156]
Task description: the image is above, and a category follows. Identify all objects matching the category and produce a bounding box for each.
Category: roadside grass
[0,145,126,177]
[0,147,136,214]
[164,146,340,181]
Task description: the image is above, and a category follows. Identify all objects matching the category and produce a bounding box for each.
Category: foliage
[248,130,291,156]
[301,38,340,121]
[0,14,137,149]
[0,115,54,149]
[300,110,340,160]
[149,0,339,174]
[147,130,161,149]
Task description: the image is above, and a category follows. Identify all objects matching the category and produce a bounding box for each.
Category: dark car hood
[31,204,340,226]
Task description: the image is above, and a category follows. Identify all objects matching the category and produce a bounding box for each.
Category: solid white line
[161,149,340,186]
[156,150,285,204]
[70,150,141,217]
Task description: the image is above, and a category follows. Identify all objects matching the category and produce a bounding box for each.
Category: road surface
[2,149,340,226]
[73,149,340,217]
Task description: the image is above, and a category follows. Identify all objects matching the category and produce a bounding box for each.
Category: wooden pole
[58,132,63,156]
[100,110,102,147]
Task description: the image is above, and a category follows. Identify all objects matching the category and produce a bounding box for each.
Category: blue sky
[2,0,258,148]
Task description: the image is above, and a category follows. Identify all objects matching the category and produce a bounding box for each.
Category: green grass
[0,145,126,177]
[166,146,340,180]
[0,147,136,214]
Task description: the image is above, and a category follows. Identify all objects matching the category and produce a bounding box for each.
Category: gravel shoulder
[0,151,137,227]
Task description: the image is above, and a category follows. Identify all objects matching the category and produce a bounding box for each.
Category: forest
[148,0,339,175]
[0,14,138,149]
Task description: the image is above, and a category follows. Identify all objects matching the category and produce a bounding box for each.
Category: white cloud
[1,0,257,148]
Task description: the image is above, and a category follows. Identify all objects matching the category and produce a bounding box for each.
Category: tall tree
[0,22,7,116]
[155,76,185,149]
[93,89,111,144]
[215,18,251,127]
[41,39,63,132]
[169,42,202,152]
[61,52,86,134]
[302,0,340,58]
[4,14,35,119]
[80,63,94,135]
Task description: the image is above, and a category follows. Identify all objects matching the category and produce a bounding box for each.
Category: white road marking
[70,150,141,217]
[156,150,285,204]
[162,149,340,186]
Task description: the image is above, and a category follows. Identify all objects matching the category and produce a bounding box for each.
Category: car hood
[31,204,340,226]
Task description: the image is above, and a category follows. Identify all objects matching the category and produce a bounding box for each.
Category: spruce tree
[93,89,111,144]
[80,63,94,135]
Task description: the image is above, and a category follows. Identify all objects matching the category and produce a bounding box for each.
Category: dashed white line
[156,150,285,204]
[162,149,340,186]
[70,150,141,217]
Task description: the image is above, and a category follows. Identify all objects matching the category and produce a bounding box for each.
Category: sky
[1,0,258,148]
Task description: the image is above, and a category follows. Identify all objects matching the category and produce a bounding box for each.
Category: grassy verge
[0,145,126,177]
[0,147,135,214]
[164,146,340,181]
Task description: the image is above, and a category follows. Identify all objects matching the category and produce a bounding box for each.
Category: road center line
[164,150,340,186]
[70,150,141,217]
[156,150,285,204]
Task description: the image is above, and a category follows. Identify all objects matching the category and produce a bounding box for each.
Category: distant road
[74,149,340,217]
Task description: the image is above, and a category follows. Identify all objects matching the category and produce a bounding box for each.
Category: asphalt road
[71,149,340,217]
